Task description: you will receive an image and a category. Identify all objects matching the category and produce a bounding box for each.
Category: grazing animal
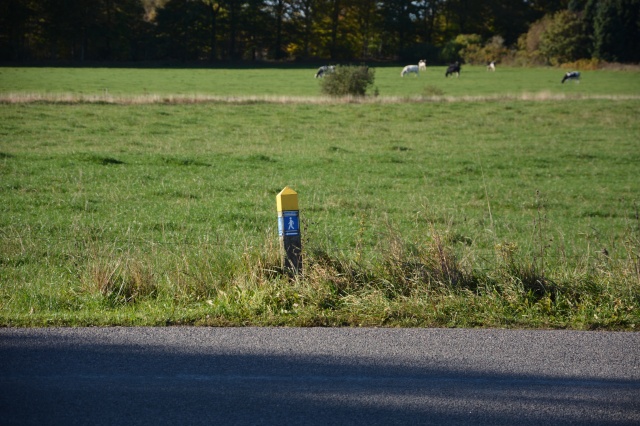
[401,64,420,77]
[561,71,580,83]
[487,61,496,72]
[418,60,427,71]
[315,65,335,78]
[445,62,461,77]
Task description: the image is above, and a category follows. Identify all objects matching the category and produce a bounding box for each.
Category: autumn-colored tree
[539,10,590,65]
[516,9,590,66]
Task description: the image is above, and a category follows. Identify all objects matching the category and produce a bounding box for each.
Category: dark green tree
[378,0,418,59]
[0,0,39,60]
[442,0,488,38]
[270,0,287,59]
[4,0,640,64]
[155,0,211,61]
[201,1,223,61]
[591,0,640,62]
[528,0,571,16]
[39,0,97,60]
[328,0,344,59]
[349,0,379,59]
[288,0,316,58]
[97,0,154,61]
[412,0,445,45]
[485,0,534,46]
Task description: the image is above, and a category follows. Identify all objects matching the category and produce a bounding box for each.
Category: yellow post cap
[276,186,299,211]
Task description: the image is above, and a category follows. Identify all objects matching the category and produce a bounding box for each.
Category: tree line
[1,0,638,65]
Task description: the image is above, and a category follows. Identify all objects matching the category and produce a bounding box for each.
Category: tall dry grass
[2,92,639,105]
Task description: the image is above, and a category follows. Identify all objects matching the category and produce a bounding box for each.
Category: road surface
[1,327,639,425]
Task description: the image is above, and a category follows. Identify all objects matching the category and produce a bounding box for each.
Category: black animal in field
[315,65,335,78]
[562,71,580,83]
[445,62,461,77]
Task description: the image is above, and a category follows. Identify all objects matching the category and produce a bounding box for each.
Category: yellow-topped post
[276,186,302,275]
[276,186,299,212]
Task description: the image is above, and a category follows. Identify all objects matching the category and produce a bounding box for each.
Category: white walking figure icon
[288,217,296,230]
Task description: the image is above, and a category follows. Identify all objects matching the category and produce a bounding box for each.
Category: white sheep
[401,64,419,77]
[487,61,496,72]
[418,60,427,71]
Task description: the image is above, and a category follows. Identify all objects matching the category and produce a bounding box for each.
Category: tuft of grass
[161,157,210,167]
[81,256,158,306]
[423,85,445,97]
[84,155,125,165]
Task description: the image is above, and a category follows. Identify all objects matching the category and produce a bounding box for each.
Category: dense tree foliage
[516,0,640,65]
[538,10,590,65]
[1,0,638,64]
[590,0,640,62]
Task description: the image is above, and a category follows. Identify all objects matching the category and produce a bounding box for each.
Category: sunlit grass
[2,66,640,99]
[1,67,639,329]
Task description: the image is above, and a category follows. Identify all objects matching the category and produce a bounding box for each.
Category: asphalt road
[1,327,639,425]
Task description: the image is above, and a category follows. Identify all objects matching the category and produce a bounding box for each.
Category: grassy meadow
[3,65,640,99]
[1,65,639,328]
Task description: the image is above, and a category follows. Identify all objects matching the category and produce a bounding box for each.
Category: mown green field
[1,66,639,328]
[2,65,640,98]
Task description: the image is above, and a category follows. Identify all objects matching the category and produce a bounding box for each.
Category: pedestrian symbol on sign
[282,211,299,236]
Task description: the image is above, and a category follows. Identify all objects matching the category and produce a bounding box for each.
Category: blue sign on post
[279,210,299,236]
[276,186,302,275]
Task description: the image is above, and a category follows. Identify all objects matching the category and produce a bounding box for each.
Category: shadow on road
[1,328,639,425]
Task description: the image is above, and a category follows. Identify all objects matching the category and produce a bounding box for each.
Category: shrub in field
[320,65,375,96]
